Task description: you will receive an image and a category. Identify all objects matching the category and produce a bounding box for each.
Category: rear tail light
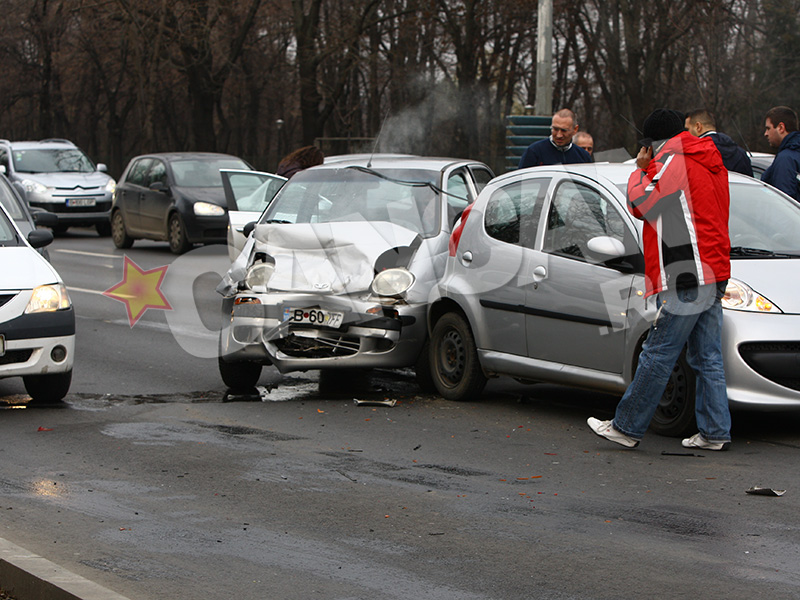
[448,203,474,257]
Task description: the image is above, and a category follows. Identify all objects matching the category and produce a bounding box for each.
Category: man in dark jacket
[588,108,732,451]
[684,109,753,176]
[762,106,800,202]
[517,108,592,168]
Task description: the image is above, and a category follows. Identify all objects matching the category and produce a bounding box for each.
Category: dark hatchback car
[111,152,251,254]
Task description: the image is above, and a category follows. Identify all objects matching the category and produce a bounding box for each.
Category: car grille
[46,201,112,214]
[0,293,17,308]
[0,349,33,365]
[739,342,800,392]
[275,332,360,358]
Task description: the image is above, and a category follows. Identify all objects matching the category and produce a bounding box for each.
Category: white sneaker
[681,433,730,451]
[587,417,639,448]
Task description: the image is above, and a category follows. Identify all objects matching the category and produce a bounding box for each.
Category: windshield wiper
[346,165,467,201]
[730,246,800,258]
[263,219,292,224]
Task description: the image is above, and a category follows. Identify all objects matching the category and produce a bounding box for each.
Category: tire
[111,210,134,249]
[218,356,262,390]
[23,371,72,404]
[168,212,192,254]
[96,220,112,237]
[648,351,697,437]
[430,312,486,401]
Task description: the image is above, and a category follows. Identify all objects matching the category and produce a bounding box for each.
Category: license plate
[283,307,343,328]
[66,198,96,207]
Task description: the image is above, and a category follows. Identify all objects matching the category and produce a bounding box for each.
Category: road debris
[354,398,397,407]
[745,487,786,497]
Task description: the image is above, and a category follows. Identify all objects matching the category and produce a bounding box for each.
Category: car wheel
[648,351,697,437]
[51,224,69,235]
[96,220,112,237]
[431,312,486,401]
[168,213,192,254]
[414,338,436,392]
[111,210,134,249]
[23,371,72,404]
[218,356,261,390]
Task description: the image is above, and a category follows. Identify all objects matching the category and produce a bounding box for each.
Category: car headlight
[105,178,116,193]
[722,279,781,313]
[245,262,275,293]
[24,284,71,313]
[21,179,48,194]
[193,201,225,216]
[371,268,415,297]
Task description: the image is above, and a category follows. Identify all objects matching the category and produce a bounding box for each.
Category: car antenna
[618,113,643,135]
[729,118,753,156]
[367,112,390,168]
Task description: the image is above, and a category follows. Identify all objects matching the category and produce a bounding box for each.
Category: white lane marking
[54,249,122,259]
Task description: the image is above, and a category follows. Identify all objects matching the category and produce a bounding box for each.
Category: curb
[0,538,131,600]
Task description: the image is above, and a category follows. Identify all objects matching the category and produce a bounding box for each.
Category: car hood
[20,171,111,188]
[1,247,61,289]
[219,221,420,296]
[731,259,800,314]
[174,186,226,207]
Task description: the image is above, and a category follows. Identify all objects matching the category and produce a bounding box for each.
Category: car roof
[497,162,759,189]
[129,152,248,162]
[310,154,488,172]
[1,139,78,150]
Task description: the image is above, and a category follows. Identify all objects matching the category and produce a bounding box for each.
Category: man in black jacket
[684,109,753,176]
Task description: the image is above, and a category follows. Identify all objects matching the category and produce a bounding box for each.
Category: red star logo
[103,256,172,327]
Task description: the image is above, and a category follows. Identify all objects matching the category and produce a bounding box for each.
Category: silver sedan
[429,163,800,436]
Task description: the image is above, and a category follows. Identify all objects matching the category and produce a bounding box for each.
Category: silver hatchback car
[217,155,495,389]
[429,163,800,436]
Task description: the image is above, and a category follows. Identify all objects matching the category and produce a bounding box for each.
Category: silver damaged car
[217,155,495,389]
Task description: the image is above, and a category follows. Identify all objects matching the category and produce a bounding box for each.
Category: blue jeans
[613,282,731,442]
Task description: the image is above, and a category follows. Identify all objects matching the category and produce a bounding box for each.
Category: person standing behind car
[574,131,595,160]
[684,109,753,177]
[761,106,800,202]
[517,108,592,168]
[588,108,732,451]
[276,145,324,179]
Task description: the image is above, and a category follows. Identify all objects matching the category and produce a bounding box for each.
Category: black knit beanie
[641,108,685,144]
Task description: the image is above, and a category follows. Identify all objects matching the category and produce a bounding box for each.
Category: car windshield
[0,179,24,220]
[12,148,95,173]
[729,181,800,256]
[260,166,441,237]
[172,158,250,187]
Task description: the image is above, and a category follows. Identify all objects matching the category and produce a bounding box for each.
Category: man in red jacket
[588,108,732,450]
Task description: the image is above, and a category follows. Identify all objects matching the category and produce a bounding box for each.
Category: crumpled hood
[223,221,420,295]
[731,259,800,314]
[21,171,112,189]
[1,247,61,289]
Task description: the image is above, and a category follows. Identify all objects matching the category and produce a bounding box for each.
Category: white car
[0,203,74,402]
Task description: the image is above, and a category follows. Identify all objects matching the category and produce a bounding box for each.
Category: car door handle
[460,251,473,266]
[533,265,547,281]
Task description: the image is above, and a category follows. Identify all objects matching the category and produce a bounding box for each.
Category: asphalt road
[0,231,799,599]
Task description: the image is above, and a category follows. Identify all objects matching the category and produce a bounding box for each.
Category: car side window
[484,178,547,246]
[126,158,153,187]
[446,170,472,226]
[147,160,168,187]
[470,167,495,192]
[543,180,629,263]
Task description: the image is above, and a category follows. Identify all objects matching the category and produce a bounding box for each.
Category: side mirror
[586,236,627,259]
[31,208,59,228]
[243,221,257,238]
[28,229,54,249]
[97,163,108,173]
[149,181,168,192]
